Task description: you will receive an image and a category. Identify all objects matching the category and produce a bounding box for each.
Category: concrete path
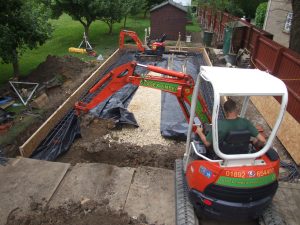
[49,163,135,211]
[1,157,299,225]
[124,166,175,225]
[273,182,300,225]
[0,158,70,225]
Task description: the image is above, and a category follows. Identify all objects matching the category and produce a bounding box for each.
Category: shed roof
[150,0,188,13]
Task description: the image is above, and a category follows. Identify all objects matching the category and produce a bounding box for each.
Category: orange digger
[119,30,166,58]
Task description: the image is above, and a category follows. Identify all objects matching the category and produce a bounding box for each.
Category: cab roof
[200,66,287,96]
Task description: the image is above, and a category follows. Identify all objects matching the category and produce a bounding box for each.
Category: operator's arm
[247,119,266,146]
[255,133,266,146]
[196,126,211,147]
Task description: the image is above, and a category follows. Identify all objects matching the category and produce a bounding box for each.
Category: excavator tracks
[259,204,287,225]
[175,159,199,225]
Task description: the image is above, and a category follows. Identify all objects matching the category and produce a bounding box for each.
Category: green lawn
[0,14,150,84]
[186,15,202,33]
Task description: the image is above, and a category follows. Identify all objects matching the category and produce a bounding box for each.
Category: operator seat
[220,130,251,155]
[158,33,167,43]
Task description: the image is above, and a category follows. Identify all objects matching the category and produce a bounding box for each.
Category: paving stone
[273,182,300,225]
[0,157,70,225]
[124,166,175,225]
[49,163,135,211]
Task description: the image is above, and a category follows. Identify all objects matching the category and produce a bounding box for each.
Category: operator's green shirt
[206,117,259,143]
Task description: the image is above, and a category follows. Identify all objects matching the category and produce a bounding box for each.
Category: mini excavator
[119,30,167,59]
[75,62,287,225]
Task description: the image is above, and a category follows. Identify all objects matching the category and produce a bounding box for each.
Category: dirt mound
[24,55,93,83]
[58,139,184,169]
[57,116,185,169]
[6,200,150,225]
[1,55,97,158]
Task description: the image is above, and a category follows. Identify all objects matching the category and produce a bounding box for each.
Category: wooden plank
[19,49,121,157]
[125,43,213,66]
[0,100,14,109]
[201,48,213,66]
[251,96,300,165]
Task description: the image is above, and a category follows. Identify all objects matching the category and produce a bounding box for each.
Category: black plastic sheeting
[160,53,208,139]
[31,110,81,160]
[82,53,140,126]
[90,84,139,126]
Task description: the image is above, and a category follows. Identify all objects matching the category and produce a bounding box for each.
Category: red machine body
[119,30,166,57]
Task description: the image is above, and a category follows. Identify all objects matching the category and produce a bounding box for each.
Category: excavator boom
[75,61,211,124]
[119,30,145,52]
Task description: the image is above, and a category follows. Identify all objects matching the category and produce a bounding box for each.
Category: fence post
[250,33,260,68]
[271,47,284,75]
[246,25,253,52]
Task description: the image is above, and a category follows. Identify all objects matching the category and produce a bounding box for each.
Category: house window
[284,12,293,33]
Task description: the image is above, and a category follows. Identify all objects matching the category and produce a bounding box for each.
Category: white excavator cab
[184,66,288,169]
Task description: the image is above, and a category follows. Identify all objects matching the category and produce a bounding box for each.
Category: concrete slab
[273,182,300,225]
[0,157,70,225]
[49,163,135,211]
[124,166,175,225]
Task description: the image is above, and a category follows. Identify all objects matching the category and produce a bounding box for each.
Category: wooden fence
[198,7,300,123]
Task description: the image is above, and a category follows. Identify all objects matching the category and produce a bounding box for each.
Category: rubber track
[175,159,198,225]
[259,203,287,225]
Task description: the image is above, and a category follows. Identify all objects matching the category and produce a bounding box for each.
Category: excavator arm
[75,61,211,124]
[119,30,145,52]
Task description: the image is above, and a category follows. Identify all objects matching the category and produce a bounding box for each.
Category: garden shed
[150,0,188,40]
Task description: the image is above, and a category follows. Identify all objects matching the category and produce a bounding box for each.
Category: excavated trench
[31,51,208,169]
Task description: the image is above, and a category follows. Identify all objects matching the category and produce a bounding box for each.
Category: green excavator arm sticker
[140,80,179,93]
[216,173,276,188]
[187,95,209,123]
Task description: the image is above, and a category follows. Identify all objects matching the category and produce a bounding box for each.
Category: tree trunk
[289,0,300,54]
[107,21,113,35]
[84,24,90,41]
[12,49,20,77]
[123,15,128,28]
[78,18,91,41]
[143,9,147,18]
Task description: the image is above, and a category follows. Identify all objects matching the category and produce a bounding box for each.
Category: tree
[51,0,103,40]
[123,0,147,28]
[255,2,267,29]
[100,0,124,34]
[0,0,52,77]
[239,0,267,18]
[289,0,300,54]
[143,0,165,18]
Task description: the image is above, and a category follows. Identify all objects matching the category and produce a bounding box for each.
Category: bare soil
[6,200,151,225]
[1,55,98,157]
[57,116,185,169]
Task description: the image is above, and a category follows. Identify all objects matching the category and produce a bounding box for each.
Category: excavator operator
[196,98,266,149]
